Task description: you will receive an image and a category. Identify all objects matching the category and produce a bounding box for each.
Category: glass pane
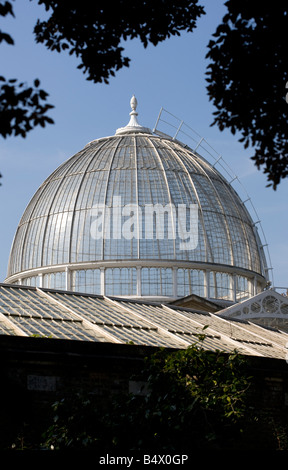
[105,268,137,296]
[71,269,101,295]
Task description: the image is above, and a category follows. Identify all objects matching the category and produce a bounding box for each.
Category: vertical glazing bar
[133,136,140,259]
[173,267,177,298]
[137,267,141,297]
[233,274,237,302]
[253,276,257,296]
[65,267,71,291]
[204,269,210,299]
[100,268,105,295]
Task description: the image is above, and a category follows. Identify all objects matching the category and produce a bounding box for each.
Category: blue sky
[0,0,287,289]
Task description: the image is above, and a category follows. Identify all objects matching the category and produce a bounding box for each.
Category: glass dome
[5,97,269,302]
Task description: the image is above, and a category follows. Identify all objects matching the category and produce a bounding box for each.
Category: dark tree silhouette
[0,0,204,140]
[0,0,204,187]
[2,0,288,188]
[34,0,205,84]
[206,1,288,189]
[0,1,54,139]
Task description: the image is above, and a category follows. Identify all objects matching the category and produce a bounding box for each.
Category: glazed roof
[6,97,268,283]
[0,283,287,359]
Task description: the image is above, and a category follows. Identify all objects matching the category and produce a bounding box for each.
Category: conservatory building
[5,97,269,303]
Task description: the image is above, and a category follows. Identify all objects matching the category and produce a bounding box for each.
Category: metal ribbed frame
[5,132,268,302]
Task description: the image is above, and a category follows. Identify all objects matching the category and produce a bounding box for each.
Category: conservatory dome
[6,96,269,302]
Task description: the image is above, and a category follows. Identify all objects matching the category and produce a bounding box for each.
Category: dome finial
[115,95,152,135]
[130,95,138,114]
[127,95,139,127]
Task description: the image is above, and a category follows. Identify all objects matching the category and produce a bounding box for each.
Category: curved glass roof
[5,97,269,301]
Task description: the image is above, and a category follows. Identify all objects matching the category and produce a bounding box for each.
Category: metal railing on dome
[152,107,274,287]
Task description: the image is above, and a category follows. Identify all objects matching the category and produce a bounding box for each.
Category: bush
[41,341,252,451]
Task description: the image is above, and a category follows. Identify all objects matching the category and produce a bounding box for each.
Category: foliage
[0,0,204,143]
[0,77,54,138]
[41,342,252,451]
[206,1,288,189]
[2,1,288,186]
[34,0,205,84]
[0,0,54,139]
